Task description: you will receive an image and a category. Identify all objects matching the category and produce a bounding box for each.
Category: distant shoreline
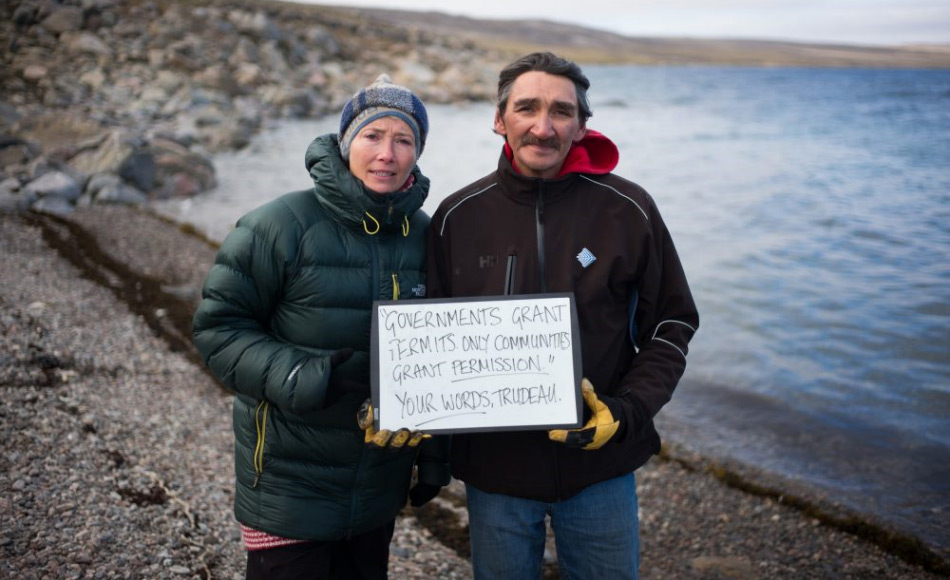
[304,2,950,69]
[273,0,949,54]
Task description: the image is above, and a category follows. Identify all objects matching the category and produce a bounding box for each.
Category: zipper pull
[252,401,269,488]
[504,252,517,295]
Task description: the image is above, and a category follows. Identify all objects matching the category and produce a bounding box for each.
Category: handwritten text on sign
[371,294,582,434]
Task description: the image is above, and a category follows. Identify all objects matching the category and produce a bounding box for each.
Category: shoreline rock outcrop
[1,0,506,215]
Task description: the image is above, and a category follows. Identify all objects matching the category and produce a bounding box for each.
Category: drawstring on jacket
[362,212,380,235]
[362,213,410,237]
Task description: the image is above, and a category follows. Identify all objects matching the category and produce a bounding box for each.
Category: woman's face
[348,116,418,194]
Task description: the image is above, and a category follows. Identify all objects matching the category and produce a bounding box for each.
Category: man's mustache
[521,135,560,149]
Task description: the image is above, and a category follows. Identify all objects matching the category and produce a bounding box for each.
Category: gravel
[1,206,945,580]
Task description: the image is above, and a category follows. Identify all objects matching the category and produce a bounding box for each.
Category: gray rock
[0,191,33,213]
[12,4,38,29]
[79,68,108,91]
[155,172,202,200]
[193,64,243,96]
[233,62,263,87]
[305,25,339,56]
[0,102,23,126]
[22,65,48,82]
[0,141,34,169]
[31,193,76,215]
[64,31,113,57]
[0,177,22,195]
[258,40,290,76]
[233,96,265,128]
[40,6,84,35]
[118,149,156,192]
[396,62,438,86]
[24,171,82,202]
[153,70,186,93]
[229,37,260,67]
[228,10,282,41]
[94,182,148,206]
[68,129,139,182]
[84,172,122,196]
[150,137,216,195]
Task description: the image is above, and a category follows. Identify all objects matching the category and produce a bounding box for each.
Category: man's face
[494,71,587,179]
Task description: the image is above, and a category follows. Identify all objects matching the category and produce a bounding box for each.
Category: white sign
[371,293,583,434]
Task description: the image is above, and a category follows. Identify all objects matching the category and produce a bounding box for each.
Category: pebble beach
[1,206,945,579]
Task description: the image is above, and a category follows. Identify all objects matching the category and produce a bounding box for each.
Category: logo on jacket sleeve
[411,283,426,297]
[576,248,597,268]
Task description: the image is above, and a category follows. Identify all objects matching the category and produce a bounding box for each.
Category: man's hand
[548,378,621,450]
[357,399,429,448]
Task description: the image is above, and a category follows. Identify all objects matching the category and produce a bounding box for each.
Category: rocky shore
[2,0,949,578]
[3,205,947,579]
[1,0,507,215]
[3,0,950,218]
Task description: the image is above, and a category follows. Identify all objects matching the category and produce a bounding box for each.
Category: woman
[192,75,449,580]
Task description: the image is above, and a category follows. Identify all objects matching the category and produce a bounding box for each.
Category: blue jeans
[466,473,639,580]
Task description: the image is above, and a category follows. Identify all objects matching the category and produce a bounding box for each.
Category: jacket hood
[503,129,619,178]
[305,133,429,232]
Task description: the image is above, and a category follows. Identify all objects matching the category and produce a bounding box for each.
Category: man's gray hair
[495,52,593,124]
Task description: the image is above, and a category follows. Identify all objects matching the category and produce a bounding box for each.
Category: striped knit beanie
[338,74,429,160]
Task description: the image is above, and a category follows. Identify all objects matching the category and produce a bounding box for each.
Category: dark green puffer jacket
[192,133,449,541]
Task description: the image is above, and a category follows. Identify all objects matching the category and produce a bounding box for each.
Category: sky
[285,0,950,47]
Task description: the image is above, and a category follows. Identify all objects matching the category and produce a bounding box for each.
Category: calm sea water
[155,66,950,557]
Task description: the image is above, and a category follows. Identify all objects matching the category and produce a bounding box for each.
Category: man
[427,52,699,579]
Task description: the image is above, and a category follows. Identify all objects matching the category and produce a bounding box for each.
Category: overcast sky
[286,0,950,46]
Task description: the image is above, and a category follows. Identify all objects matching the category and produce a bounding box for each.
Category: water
[155,66,950,557]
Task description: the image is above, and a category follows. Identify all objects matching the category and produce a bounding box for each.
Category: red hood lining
[503,129,619,178]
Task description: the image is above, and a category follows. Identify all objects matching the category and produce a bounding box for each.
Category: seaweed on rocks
[23,210,210,377]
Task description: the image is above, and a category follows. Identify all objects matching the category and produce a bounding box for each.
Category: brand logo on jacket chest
[479,255,498,269]
[576,247,597,268]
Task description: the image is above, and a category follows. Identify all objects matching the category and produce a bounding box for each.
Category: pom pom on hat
[339,74,429,160]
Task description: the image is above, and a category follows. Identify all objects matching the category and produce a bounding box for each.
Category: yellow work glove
[357,398,429,449]
[548,378,621,450]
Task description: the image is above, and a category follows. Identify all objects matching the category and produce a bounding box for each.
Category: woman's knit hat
[338,74,429,160]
